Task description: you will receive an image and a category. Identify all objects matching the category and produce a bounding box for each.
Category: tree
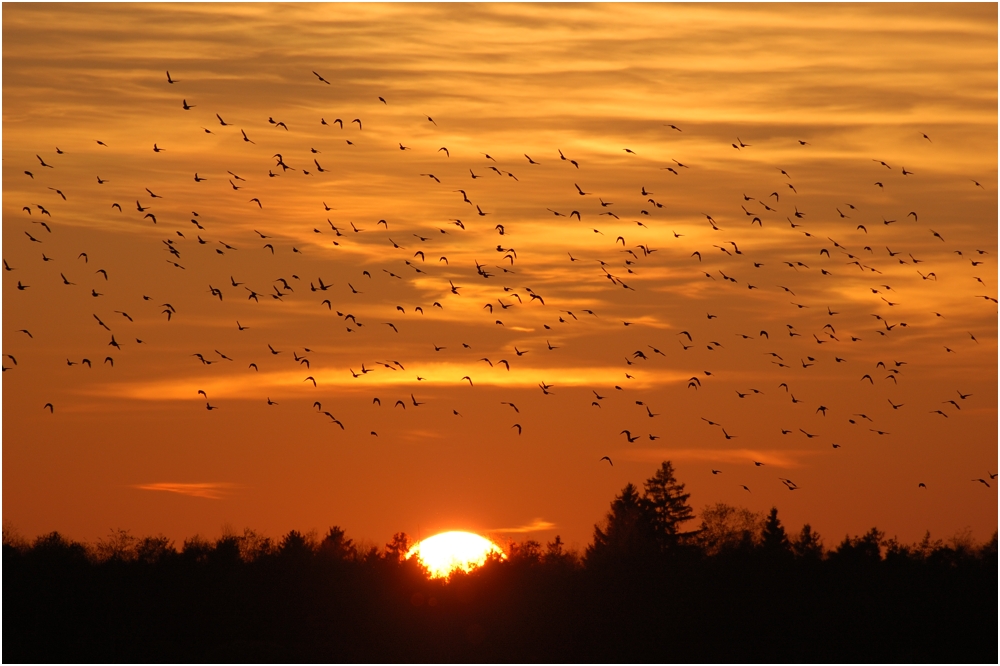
[585,482,659,566]
[96,528,144,563]
[913,530,943,561]
[3,520,28,551]
[235,527,274,562]
[28,531,91,565]
[759,507,791,556]
[211,534,242,566]
[642,461,695,549]
[832,527,884,564]
[135,536,175,565]
[278,529,317,562]
[542,535,580,569]
[544,535,566,561]
[791,523,824,560]
[383,531,411,562]
[317,526,354,561]
[695,503,763,556]
[509,539,542,564]
[181,535,213,564]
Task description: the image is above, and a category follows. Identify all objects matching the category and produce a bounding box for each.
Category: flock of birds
[6,68,998,500]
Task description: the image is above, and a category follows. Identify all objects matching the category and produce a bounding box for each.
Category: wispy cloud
[488,518,557,533]
[132,482,237,499]
[84,364,694,400]
[623,448,818,468]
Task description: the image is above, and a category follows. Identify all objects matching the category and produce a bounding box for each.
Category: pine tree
[759,507,791,555]
[791,523,824,560]
[642,460,695,549]
[383,531,411,562]
[545,535,565,559]
[585,482,658,566]
[318,526,355,560]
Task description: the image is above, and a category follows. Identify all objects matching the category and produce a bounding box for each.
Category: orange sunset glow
[2,2,997,558]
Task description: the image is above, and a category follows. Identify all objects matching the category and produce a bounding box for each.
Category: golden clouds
[84,363,695,400]
[2,4,996,549]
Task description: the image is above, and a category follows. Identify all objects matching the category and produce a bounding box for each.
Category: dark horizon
[5,462,997,663]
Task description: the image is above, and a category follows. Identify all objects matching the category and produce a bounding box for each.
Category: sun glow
[406,531,505,578]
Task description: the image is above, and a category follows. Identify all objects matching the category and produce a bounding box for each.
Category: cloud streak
[83,364,695,400]
[488,518,557,534]
[623,448,818,469]
[132,482,237,500]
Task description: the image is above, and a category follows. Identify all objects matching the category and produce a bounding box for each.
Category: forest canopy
[4,461,996,663]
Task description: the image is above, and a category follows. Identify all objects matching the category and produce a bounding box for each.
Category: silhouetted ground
[4,475,997,663]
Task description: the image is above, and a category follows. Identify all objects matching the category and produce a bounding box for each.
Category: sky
[3,3,997,552]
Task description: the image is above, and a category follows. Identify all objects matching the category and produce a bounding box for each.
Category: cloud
[488,518,557,533]
[132,482,237,499]
[622,448,817,468]
[84,364,694,400]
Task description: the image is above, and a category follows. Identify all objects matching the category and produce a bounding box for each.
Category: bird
[0,51,987,550]
[600,456,613,467]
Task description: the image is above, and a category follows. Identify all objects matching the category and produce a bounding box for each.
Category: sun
[406,531,505,578]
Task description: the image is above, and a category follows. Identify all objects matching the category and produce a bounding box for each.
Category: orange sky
[3,3,997,551]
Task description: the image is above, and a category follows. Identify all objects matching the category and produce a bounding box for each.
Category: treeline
[4,462,996,663]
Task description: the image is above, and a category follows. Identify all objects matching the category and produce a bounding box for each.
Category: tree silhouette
[542,535,578,569]
[134,535,175,565]
[318,526,355,561]
[759,507,792,557]
[210,533,242,567]
[832,527,885,564]
[95,528,139,562]
[508,539,542,563]
[585,482,659,566]
[3,476,997,664]
[695,502,763,555]
[641,460,695,550]
[181,534,213,564]
[791,523,824,560]
[383,531,410,562]
[235,527,275,562]
[27,530,91,566]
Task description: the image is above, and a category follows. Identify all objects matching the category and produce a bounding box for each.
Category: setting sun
[2,4,995,662]
[406,532,505,578]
